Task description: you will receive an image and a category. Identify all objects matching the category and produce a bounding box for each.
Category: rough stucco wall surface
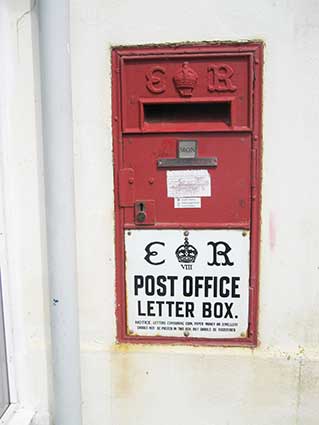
[68,0,319,424]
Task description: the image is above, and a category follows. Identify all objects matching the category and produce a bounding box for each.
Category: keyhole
[136,202,146,223]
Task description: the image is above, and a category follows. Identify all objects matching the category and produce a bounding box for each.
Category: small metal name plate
[158,139,218,168]
[178,140,197,159]
[157,157,218,168]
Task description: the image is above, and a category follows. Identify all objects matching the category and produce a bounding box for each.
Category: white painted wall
[1,0,319,424]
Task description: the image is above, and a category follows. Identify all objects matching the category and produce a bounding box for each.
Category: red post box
[112,43,262,346]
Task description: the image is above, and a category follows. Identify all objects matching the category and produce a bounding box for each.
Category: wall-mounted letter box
[112,43,262,346]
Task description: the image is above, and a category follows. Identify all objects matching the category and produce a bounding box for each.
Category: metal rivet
[148,177,154,184]
[127,231,131,236]
[184,230,189,236]
[128,177,134,184]
[242,231,247,237]
[184,330,190,337]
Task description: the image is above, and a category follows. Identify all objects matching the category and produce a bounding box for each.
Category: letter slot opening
[143,101,231,125]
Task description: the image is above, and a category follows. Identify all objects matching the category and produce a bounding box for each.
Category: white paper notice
[174,197,201,208]
[167,170,211,198]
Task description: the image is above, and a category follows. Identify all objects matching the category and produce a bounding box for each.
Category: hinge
[247,321,255,338]
[252,53,259,88]
[119,168,135,207]
[250,276,257,289]
[251,148,257,200]
[253,65,256,88]
[248,285,256,338]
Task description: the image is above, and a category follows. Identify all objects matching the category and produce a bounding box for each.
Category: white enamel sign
[125,229,250,339]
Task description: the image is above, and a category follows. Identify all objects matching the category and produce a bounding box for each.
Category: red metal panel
[112,43,263,347]
[123,133,251,227]
[121,53,252,132]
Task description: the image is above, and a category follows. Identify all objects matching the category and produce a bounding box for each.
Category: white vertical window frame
[0,1,20,413]
[0,274,9,417]
[0,72,16,419]
[0,172,17,414]
[0,2,48,424]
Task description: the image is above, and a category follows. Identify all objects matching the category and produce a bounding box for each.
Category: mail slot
[112,43,262,346]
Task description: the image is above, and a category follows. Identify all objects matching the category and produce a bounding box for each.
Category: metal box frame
[112,42,263,347]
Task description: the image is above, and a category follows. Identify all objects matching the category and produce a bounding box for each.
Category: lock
[134,201,155,225]
[136,202,146,223]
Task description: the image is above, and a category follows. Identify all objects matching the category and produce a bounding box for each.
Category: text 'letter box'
[112,43,262,346]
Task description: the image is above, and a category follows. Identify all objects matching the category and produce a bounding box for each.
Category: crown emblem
[175,235,198,263]
[173,62,198,97]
